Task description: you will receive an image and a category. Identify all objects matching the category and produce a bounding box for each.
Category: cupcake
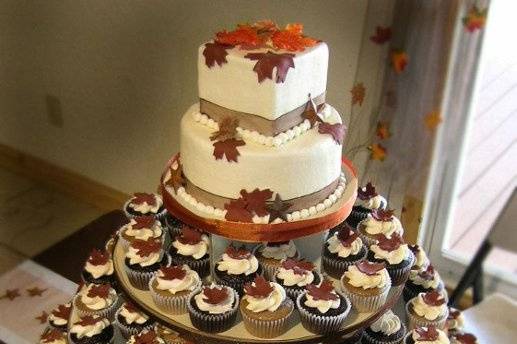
[347,182,387,228]
[164,213,183,239]
[187,284,239,333]
[297,280,351,334]
[446,307,465,335]
[214,245,262,295]
[127,329,166,344]
[39,328,68,344]
[321,227,367,279]
[254,240,299,280]
[368,234,415,286]
[326,220,356,241]
[104,233,117,255]
[154,324,188,344]
[449,333,478,344]
[81,249,115,285]
[114,301,154,339]
[124,192,166,221]
[274,258,322,302]
[48,302,72,331]
[240,275,294,338]
[403,326,450,344]
[340,261,391,312]
[119,216,164,250]
[357,209,404,247]
[69,315,114,344]
[406,291,449,330]
[125,238,170,290]
[408,245,430,271]
[363,310,407,344]
[404,264,445,302]
[149,264,201,314]
[169,226,210,279]
[73,283,118,319]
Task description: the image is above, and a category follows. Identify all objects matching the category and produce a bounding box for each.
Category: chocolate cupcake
[254,241,299,280]
[73,283,118,320]
[187,284,239,333]
[169,226,210,279]
[368,234,415,286]
[449,332,478,344]
[404,264,445,303]
[163,213,183,239]
[48,302,72,331]
[124,192,166,221]
[446,307,465,336]
[39,328,68,344]
[114,302,154,339]
[119,216,164,250]
[240,276,294,338]
[125,238,170,290]
[357,209,404,248]
[214,245,262,295]
[127,329,166,343]
[274,258,322,302]
[69,315,114,344]
[297,280,351,334]
[403,326,450,344]
[406,291,449,330]
[363,310,407,344]
[321,227,367,279]
[347,182,387,228]
[81,249,115,285]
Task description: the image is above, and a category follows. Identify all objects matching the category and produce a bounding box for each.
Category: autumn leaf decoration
[357,182,378,200]
[76,315,102,327]
[368,143,387,161]
[376,121,391,140]
[415,325,440,341]
[271,23,319,52]
[418,265,436,281]
[87,284,111,299]
[303,95,325,127]
[203,42,232,68]
[424,110,442,131]
[132,216,156,229]
[210,116,245,162]
[52,303,72,320]
[131,238,162,257]
[454,333,478,344]
[306,280,338,301]
[160,265,187,281]
[356,260,386,276]
[244,276,274,298]
[87,248,110,266]
[422,290,446,306]
[463,6,488,32]
[281,258,314,275]
[133,330,160,344]
[375,233,404,252]
[266,193,292,223]
[41,329,65,343]
[318,122,346,144]
[131,193,157,207]
[370,26,392,45]
[202,285,229,305]
[351,83,366,106]
[371,208,395,222]
[244,51,295,83]
[224,188,273,222]
[124,301,140,313]
[166,161,186,193]
[337,229,359,247]
[391,50,408,74]
[177,226,203,245]
[225,245,252,260]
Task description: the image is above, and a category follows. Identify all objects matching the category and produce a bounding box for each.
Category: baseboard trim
[0,144,129,211]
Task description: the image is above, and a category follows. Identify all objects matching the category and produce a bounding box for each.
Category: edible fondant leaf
[418,265,436,281]
[216,25,261,48]
[177,226,203,245]
[448,307,461,320]
[87,248,110,266]
[267,193,292,223]
[167,162,186,193]
[408,244,421,255]
[240,188,274,217]
[356,261,386,276]
[244,51,295,83]
[371,208,394,222]
[87,284,111,299]
[318,122,345,145]
[203,42,232,68]
[271,24,318,52]
[225,245,251,260]
[131,238,162,257]
[202,286,229,305]
[210,117,239,142]
[76,315,101,326]
[306,280,338,301]
[357,182,378,200]
[422,290,446,306]
[224,198,254,222]
[52,303,71,320]
[41,329,64,343]
[131,193,156,206]
[415,326,440,341]
[303,96,324,126]
[212,139,245,162]
[455,333,478,344]
[160,265,187,281]
[132,216,156,230]
[375,233,404,252]
[370,26,392,44]
[133,330,159,344]
[124,301,139,313]
[337,229,360,247]
[281,258,314,275]
[244,276,274,298]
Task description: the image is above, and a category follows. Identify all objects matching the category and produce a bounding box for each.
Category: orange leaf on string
[424,110,442,131]
[369,143,387,161]
[391,50,408,74]
[370,26,392,45]
[376,121,391,140]
[351,83,366,106]
[463,6,488,32]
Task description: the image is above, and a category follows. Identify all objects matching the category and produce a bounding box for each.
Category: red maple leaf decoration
[52,303,72,319]
[408,244,421,255]
[422,290,446,306]
[356,261,386,276]
[337,229,360,247]
[87,284,111,299]
[357,182,378,200]
[318,122,346,144]
[448,307,461,320]
[87,248,110,266]
[160,265,187,281]
[375,233,404,252]
[281,258,314,275]
[41,329,65,343]
[213,139,245,162]
[244,276,274,298]
[415,326,440,341]
[210,117,239,142]
[35,310,48,324]
[306,280,338,301]
[303,95,324,126]
[134,330,160,344]
[240,188,273,217]
[131,238,162,257]
[371,208,395,222]
[418,265,436,281]
[224,198,254,222]
[124,301,140,313]
[454,333,478,344]
[132,216,157,229]
[370,26,392,44]
[351,83,366,106]
[177,226,203,245]
[131,193,157,206]
[202,286,229,305]
[76,315,101,326]
[244,51,295,83]
[225,245,251,260]
[203,42,233,68]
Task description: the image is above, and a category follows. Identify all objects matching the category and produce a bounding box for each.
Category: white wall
[0,0,367,193]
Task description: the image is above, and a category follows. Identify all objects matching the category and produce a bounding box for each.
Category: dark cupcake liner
[164,214,183,238]
[213,269,261,296]
[73,293,119,321]
[125,254,171,290]
[123,199,167,223]
[321,247,367,280]
[346,207,371,229]
[296,292,351,334]
[403,280,445,303]
[368,251,415,286]
[69,324,114,344]
[81,270,116,287]
[169,253,210,280]
[187,288,239,333]
[362,323,407,344]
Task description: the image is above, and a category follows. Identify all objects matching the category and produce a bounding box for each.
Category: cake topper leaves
[210,117,239,142]
[306,280,338,301]
[132,193,157,206]
[244,51,295,83]
[267,193,292,223]
[371,208,395,222]
[225,245,251,260]
[87,248,110,266]
[375,233,404,252]
[240,188,274,217]
[76,315,102,327]
[131,238,162,257]
[370,26,392,45]
[87,284,111,299]
[41,329,65,343]
[202,286,229,305]
[303,95,324,126]
[271,23,318,51]
[177,226,203,245]
[356,260,386,276]
[167,162,186,193]
[133,330,160,344]
[224,198,254,222]
[336,229,360,247]
[415,326,440,341]
[281,258,314,275]
[244,276,274,298]
[357,182,378,200]
[216,25,261,48]
[203,42,232,68]
[160,265,187,281]
[212,138,245,162]
[454,333,478,344]
[422,290,446,306]
[318,122,345,145]
[52,303,72,320]
[418,265,436,281]
[132,216,157,230]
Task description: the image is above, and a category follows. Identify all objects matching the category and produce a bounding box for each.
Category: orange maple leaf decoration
[376,121,391,140]
[351,83,366,106]
[369,143,387,161]
[391,50,408,74]
[216,25,262,48]
[271,23,318,52]
[424,110,442,131]
[463,6,488,32]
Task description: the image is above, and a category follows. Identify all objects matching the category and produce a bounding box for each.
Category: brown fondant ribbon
[199,92,326,136]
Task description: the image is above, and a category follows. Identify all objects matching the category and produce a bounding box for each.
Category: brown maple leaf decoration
[281,258,314,275]
[160,265,187,281]
[318,122,345,145]
[448,307,461,320]
[177,226,203,245]
[167,161,186,193]
[35,310,48,324]
[52,303,72,319]
[267,194,292,223]
[356,261,386,276]
[213,138,245,162]
[210,117,239,142]
[371,208,395,222]
[241,188,274,217]
[76,315,101,326]
[370,26,392,44]
[336,229,359,247]
[351,83,366,106]
[133,216,157,229]
[244,51,295,83]
[224,198,254,222]
[27,286,47,297]
[244,276,274,298]
[306,280,338,301]
[87,284,111,299]
[225,245,251,260]
[41,328,65,343]
[375,233,404,252]
[408,244,421,255]
[134,329,160,344]
[203,42,233,68]
[422,290,446,306]
[454,333,478,344]
[357,182,378,200]
[87,248,111,266]
[1,288,20,300]
[202,286,229,305]
[132,193,157,206]
[418,265,436,281]
[415,326,440,341]
[131,238,162,257]
[124,301,140,313]
[303,95,324,127]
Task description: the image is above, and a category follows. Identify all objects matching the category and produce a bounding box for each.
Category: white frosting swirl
[412,247,430,270]
[129,194,163,214]
[156,265,200,294]
[217,253,259,276]
[411,328,450,343]
[172,234,209,260]
[276,268,314,287]
[119,304,149,325]
[304,292,341,314]
[194,287,235,314]
[356,194,386,210]
[48,303,71,326]
[126,246,162,267]
[447,308,465,330]
[370,310,401,336]
[79,284,116,310]
[362,215,403,238]
[244,282,286,312]
[412,293,448,321]
[343,265,390,289]
[326,232,363,258]
[260,241,297,260]
[70,317,111,338]
[370,243,410,265]
[122,218,162,241]
[409,269,441,289]
[85,259,114,279]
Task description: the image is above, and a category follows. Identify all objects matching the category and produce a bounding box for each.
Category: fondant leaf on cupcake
[160,266,187,281]
[212,138,246,162]
[131,193,157,206]
[132,216,157,229]
[177,226,203,245]
[133,330,160,344]
[244,51,295,83]
[375,233,404,251]
[306,280,338,301]
[318,122,345,145]
[357,182,378,200]
[455,333,478,344]
[76,315,102,326]
[87,284,111,299]
[87,249,111,266]
[131,238,162,257]
[244,276,274,298]
[41,329,65,343]
[356,261,386,276]
[210,117,239,142]
[124,301,140,313]
[422,291,446,306]
[203,42,232,68]
[448,307,461,320]
[266,194,292,223]
[281,258,314,275]
[241,188,274,217]
[371,208,395,222]
[418,265,436,281]
[337,229,359,247]
[225,245,252,260]
[409,244,421,256]
[52,303,72,320]
[415,326,440,341]
[202,286,229,305]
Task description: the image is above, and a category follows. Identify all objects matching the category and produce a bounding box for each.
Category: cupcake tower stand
[63,158,408,343]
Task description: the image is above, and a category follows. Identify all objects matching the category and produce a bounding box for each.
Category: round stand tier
[160,155,358,242]
[107,238,404,344]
